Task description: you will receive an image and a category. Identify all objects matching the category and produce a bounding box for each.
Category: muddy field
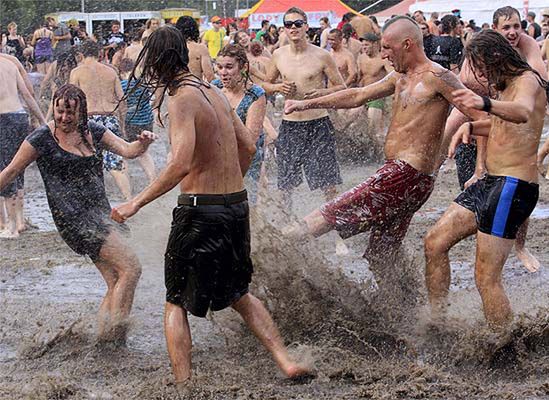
[1,123,548,400]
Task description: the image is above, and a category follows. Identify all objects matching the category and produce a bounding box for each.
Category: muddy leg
[513,219,540,273]
[424,203,477,317]
[475,232,514,329]
[232,293,310,378]
[94,260,119,337]
[109,161,132,201]
[15,189,25,232]
[94,231,142,341]
[137,153,156,184]
[164,302,192,384]
[0,197,6,231]
[0,195,18,238]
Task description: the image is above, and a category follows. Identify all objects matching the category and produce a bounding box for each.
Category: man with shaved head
[284,16,477,296]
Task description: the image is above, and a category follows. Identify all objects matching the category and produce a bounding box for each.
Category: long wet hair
[124,25,208,125]
[175,16,200,43]
[54,49,78,87]
[52,84,94,153]
[466,30,548,93]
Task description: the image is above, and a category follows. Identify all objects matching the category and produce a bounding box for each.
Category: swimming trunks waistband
[178,190,248,207]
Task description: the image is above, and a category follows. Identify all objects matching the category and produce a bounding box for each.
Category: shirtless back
[176,16,215,82]
[69,42,125,117]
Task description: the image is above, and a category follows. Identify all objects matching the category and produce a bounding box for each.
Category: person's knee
[474,267,500,294]
[424,228,449,259]
[231,293,255,313]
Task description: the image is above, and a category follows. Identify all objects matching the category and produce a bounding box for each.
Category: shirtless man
[110,25,309,388]
[0,57,46,237]
[283,16,474,296]
[357,33,392,138]
[70,41,131,200]
[262,7,345,210]
[124,29,144,63]
[426,30,547,328]
[176,16,215,82]
[328,29,357,87]
[443,6,547,273]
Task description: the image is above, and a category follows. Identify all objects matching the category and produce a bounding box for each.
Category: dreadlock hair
[176,16,200,42]
[217,44,251,87]
[52,84,94,153]
[125,25,208,126]
[466,30,548,93]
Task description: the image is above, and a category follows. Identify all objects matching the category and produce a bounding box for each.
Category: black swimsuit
[26,122,116,261]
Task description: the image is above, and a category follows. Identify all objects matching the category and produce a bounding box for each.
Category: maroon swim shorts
[320,159,435,254]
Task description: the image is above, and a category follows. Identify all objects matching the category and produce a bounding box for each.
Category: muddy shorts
[454,142,477,190]
[88,114,124,171]
[455,175,538,239]
[0,112,29,197]
[164,191,253,317]
[125,123,153,143]
[276,116,342,191]
[367,99,385,110]
[321,159,435,254]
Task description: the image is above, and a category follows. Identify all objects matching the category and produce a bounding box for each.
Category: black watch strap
[481,96,492,112]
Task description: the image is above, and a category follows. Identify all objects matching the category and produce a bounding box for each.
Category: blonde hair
[146,18,160,30]
[7,22,17,31]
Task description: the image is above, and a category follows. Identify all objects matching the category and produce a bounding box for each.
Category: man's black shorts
[455,175,539,239]
[0,112,29,197]
[276,116,342,191]
[164,192,253,317]
[454,142,477,190]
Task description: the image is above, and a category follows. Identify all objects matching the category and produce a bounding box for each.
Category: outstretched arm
[0,142,39,193]
[285,71,397,114]
[100,129,155,159]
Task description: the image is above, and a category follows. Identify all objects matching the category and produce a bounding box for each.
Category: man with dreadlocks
[175,16,215,82]
[426,30,547,329]
[442,6,547,273]
[111,26,310,388]
[0,84,155,341]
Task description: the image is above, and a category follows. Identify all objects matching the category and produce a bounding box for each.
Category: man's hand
[452,89,484,110]
[448,123,472,158]
[279,81,297,97]
[464,170,485,189]
[284,100,307,115]
[138,130,157,147]
[111,201,140,223]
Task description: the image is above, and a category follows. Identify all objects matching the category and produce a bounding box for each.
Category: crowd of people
[1,3,549,391]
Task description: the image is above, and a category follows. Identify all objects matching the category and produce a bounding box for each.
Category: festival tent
[372,0,423,24]
[409,0,546,25]
[241,0,362,29]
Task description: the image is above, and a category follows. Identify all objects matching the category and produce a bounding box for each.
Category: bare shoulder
[518,33,540,54]
[272,45,288,60]
[197,42,210,55]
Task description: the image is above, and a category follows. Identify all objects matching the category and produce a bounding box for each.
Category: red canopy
[242,0,361,28]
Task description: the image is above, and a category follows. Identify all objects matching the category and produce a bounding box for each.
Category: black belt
[178,190,247,207]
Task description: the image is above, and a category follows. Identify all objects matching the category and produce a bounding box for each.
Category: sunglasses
[284,19,305,29]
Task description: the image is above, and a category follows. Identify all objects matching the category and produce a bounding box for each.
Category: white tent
[409,0,547,25]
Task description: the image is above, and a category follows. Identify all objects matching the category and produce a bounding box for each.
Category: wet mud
[1,129,548,400]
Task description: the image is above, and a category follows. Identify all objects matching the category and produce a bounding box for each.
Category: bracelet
[481,96,492,112]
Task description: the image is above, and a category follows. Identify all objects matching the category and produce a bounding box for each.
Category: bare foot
[283,363,314,380]
[17,218,38,233]
[515,248,541,273]
[0,230,19,239]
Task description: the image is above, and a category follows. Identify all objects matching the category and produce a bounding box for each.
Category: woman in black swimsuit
[0,84,156,343]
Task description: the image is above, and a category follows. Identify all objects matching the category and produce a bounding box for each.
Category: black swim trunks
[0,112,30,197]
[454,142,477,190]
[165,191,253,317]
[455,175,539,239]
[276,116,342,191]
